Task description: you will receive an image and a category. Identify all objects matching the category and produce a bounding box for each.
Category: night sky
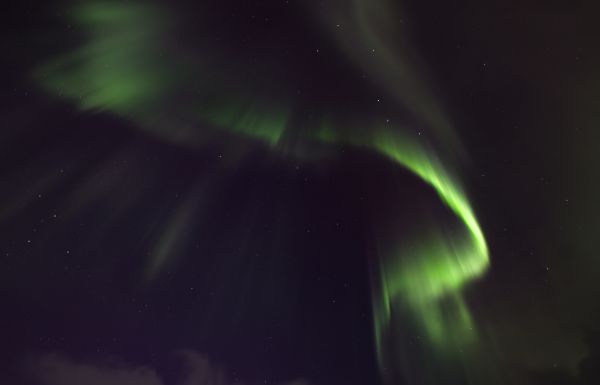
[1,1,600,385]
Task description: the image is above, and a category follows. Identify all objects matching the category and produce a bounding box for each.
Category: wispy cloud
[25,350,312,385]
[30,353,163,385]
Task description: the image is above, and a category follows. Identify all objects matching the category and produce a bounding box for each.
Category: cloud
[25,351,312,385]
[30,353,163,385]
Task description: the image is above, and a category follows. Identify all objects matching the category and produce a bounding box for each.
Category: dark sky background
[1,1,600,385]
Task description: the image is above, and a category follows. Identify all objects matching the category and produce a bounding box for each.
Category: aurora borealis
[2,1,600,385]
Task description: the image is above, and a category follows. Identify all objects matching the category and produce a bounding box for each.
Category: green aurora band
[32,0,490,379]
[319,126,489,364]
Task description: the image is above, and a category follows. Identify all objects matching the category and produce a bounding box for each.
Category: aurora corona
[32,1,490,383]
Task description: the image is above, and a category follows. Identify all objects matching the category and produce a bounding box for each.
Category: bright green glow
[33,3,170,115]
[33,0,490,372]
[316,126,490,357]
[33,2,288,147]
[369,129,489,361]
